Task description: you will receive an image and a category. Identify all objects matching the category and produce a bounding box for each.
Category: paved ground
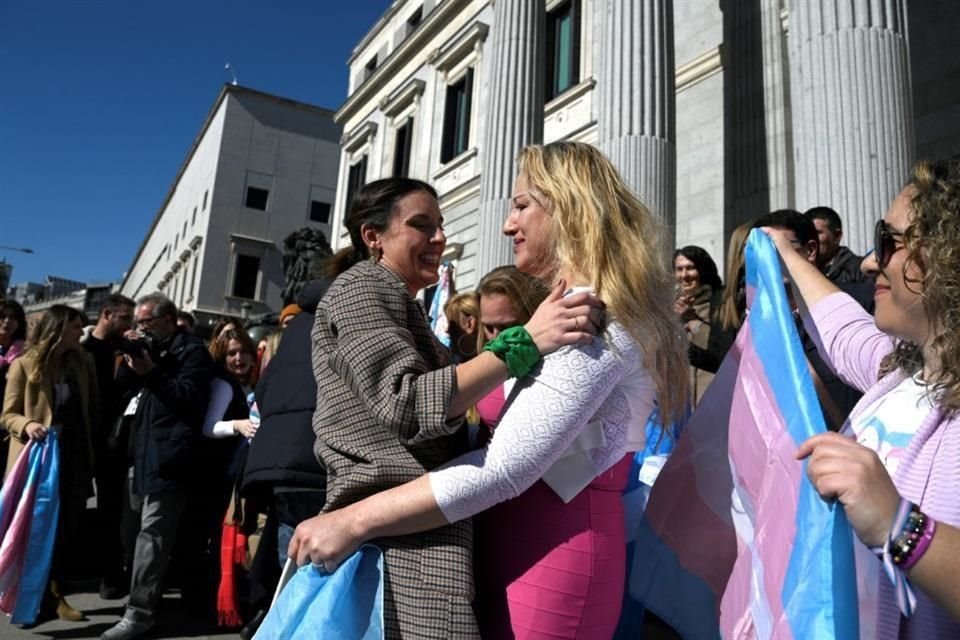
[0,587,244,640]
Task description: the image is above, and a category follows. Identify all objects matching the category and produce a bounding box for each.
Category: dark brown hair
[327,177,439,277]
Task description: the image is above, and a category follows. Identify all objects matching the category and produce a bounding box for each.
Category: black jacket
[824,246,866,284]
[122,329,213,495]
[242,278,331,497]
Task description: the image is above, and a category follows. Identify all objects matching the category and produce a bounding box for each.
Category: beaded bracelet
[482,326,541,378]
[872,498,937,617]
[899,506,937,572]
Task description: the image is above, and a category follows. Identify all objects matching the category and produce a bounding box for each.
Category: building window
[346,156,368,211]
[546,0,581,101]
[192,207,197,226]
[393,118,413,177]
[203,190,209,210]
[189,254,198,298]
[245,186,270,211]
[364,55,378,83]
[310,200,331,224]
[232,254,260,299]
[406,6,423,34]
[441,68,474,164]
[182,221,187,239]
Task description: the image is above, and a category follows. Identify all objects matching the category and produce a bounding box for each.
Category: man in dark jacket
[101,294,213,640]
[82,293,136,599]
[805,206,867,284]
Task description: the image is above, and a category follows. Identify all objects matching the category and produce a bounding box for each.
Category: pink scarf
[0,340,24,369]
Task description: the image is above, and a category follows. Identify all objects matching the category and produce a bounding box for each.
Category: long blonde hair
[717,221,753,331]
[517,142,690,422]
[26,304,86,384]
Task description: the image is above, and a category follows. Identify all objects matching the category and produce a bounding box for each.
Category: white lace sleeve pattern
[429,323,642,524]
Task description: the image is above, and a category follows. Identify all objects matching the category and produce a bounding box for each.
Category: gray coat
[311,260,477,639]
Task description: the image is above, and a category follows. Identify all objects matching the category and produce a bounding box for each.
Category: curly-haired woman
[767,158,960,637]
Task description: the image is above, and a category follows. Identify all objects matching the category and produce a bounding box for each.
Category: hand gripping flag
[629,231,859,639]
[255,545,384,640]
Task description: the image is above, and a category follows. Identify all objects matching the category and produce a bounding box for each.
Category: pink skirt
[474,455,631,639]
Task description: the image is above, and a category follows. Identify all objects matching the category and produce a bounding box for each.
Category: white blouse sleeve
[202,378,237,439]
[429,326,640,524]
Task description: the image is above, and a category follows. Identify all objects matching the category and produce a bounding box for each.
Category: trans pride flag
[429,261,453,347]
[0,430,61,624]
[629,231,859,639]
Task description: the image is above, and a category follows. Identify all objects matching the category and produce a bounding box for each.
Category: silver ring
[312,560,327,573]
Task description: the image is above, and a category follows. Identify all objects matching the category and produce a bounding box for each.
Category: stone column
[476,0,545,278]
[760,0,792,211]
[788,0,913,252]
[597,0,676,246]
[720,0,793,237]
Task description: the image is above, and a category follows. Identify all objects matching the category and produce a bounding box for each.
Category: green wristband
[483,326,541,378]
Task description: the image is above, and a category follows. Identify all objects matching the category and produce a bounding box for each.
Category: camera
[119,332,157,358]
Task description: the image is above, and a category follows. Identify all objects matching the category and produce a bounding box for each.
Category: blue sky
[0,0,390,286]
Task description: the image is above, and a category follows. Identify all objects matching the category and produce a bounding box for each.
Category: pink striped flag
[629,231,858,639]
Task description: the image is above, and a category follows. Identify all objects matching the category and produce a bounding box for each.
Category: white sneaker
[100,611,154,640]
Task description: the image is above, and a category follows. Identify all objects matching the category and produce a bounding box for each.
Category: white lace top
[429,319,655,524]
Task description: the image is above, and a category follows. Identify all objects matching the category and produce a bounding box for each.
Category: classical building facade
[330,0,960,291]
[120,85,341,324]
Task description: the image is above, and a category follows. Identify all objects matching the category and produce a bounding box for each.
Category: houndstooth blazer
[311,259,477,639]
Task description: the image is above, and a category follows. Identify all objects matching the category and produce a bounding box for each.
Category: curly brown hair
[879,158,960,415]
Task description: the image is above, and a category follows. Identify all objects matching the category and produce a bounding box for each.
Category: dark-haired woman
[673,245,723,404]
[298,177,601,638]
[0,299,27,489]
[1,305,96,622]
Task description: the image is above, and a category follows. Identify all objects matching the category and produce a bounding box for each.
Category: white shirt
[430,318,656,524]
[851,374,935,477]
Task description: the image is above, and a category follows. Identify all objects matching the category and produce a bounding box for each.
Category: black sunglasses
[874,220,903,269]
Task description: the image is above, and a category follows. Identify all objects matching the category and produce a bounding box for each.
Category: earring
[368,245,382,263]
[457,333,476,356]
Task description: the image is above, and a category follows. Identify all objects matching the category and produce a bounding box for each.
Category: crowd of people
[1,144,959,639]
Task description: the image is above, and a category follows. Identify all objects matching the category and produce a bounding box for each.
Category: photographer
[101,294,213,640]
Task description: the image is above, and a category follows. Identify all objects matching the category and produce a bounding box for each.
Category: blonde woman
[290,142,688,637]
[2,305,95,622]
[443,291,480,362]
[689,221,753,374]
[473,265,551,430]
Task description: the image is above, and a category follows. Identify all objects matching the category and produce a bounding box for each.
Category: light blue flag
[255,545,384,640]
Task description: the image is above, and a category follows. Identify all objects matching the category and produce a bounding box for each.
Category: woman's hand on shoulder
[525,280,606,354]
[797,432,900,548]
[288,507,364,573]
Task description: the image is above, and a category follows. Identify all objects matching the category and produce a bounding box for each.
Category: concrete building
[9,275,88,306]
[20,283,114,330]
[120,85,341,325]
[330,0,960,290]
